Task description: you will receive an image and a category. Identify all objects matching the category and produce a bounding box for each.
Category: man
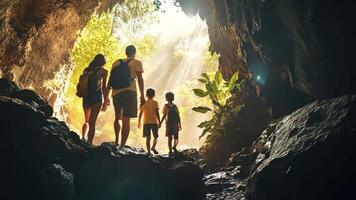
[104,45,145,146]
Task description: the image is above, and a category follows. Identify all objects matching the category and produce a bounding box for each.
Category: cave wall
[1,0,354,117]
[0,0,121,105]
[178,0,355,117]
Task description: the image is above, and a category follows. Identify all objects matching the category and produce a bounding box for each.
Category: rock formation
[0,79,204,200]
[0,0,121,104]
[178,0,355,117]
[248,95,356,200]
[203,95,356,199]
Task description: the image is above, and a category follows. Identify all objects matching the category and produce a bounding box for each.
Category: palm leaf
[192,106,212,113]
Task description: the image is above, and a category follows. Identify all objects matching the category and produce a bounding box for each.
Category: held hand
[140,96,146,105]
[101,105,107,112]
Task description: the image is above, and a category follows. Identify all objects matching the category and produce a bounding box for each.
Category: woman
[81,54,108,144]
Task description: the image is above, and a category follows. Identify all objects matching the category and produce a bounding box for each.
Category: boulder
[249,95,356,200]
[75,143,204,200]
[0,78,19,95]
[10,89,53,118]
[1,95,88,200]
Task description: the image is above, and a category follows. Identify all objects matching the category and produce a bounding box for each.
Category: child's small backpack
[109,59,133,89]
[76,69,99,97]
[167,104,180,124]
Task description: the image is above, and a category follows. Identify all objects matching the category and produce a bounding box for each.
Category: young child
[160,92,182,155]
[138,88,160,154]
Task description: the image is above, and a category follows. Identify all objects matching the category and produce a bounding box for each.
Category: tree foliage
[113,0,158,32]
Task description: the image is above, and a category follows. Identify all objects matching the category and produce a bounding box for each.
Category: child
[160,92,182,155]
[138,88,160,154]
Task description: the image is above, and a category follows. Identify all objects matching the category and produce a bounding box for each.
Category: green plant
[192,71,245,154]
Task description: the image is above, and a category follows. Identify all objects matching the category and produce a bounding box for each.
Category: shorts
[166,123,179,139]
[143,124,159,138]
[113,90,138,118]
[83,91,103,108]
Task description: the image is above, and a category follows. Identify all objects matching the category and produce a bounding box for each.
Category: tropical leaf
[211,81,219,94]
[193,89,208,97]
[214,70,223,85]
[198,78,208,83]
[192,106,212,113]
[199,128,211,139]
[237,80,245,91]
[201,72,209,80]
[212,99,222,107]
[228,72,239,92]
[197,120,213,128]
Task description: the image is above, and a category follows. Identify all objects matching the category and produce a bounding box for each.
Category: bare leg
[146,135,151,154]
[121,116,130,147]
[87,103,102,144]
[173,138,179,152]
[82,107,91,139]
[114,116,121,145]
[168,135,173,153]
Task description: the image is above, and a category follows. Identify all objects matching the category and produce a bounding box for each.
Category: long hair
[85,54,106,73]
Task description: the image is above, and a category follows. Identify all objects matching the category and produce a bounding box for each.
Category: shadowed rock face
[248,95,356,200]
[201,95,356,200]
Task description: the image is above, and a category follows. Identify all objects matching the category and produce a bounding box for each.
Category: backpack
[167,104,180,124]
[109,59,133,89]
[76,68,100,98]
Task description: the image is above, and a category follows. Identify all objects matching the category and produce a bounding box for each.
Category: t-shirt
[112,58,144,97]
[140,99,159,124]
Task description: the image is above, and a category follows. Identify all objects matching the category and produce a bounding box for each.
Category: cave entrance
[62,0,218,151]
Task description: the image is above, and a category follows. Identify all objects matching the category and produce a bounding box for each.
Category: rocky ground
[1,78,355,200]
